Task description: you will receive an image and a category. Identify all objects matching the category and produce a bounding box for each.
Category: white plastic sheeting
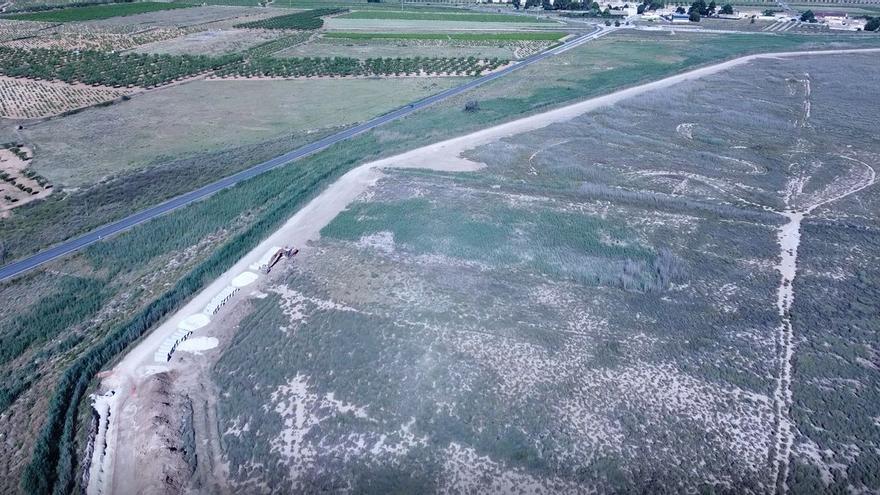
[151,270,254,363]
[179,313,210,332]
[152,327,194,363]
[231,271,259,288]
[203,285,239,316]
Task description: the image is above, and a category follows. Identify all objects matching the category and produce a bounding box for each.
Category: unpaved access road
[87,47,880,495]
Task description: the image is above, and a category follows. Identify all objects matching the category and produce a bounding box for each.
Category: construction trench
[84,244,299,495]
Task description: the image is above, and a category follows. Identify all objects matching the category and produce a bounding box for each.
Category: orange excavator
[265,246,298,274]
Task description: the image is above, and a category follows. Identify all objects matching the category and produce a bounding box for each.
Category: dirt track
[85,46,880,495]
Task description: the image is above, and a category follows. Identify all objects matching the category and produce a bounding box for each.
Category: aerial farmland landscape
[0,0,878,493]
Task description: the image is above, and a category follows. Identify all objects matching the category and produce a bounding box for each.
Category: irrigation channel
[0,26,611,282]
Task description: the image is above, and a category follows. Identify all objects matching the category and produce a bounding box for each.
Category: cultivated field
[234,7,345,30]
[0,46,238,87]
[0,19,55,41]
[131,28,288,55]
[0,76,127,119]
[324,31,567,41]
[82,5,270,28]
[212,55,507,78]
[5,2,193,22]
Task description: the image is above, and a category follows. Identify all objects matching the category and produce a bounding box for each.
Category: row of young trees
[234,8,347,30]
[215,56,507,78]
[244,33,312,58]
[0,31,514,88]
[0,47,240,88]
[0,276,105,368]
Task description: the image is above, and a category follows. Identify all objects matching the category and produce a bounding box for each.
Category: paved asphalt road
[0,26,611,282]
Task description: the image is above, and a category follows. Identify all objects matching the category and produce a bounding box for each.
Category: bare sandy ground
[87,46,880,495]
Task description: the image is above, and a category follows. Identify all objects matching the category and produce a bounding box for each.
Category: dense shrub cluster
[0,47,240,88]
[0,361,40,413]
[216,56,506,78]
[234,8,346,30]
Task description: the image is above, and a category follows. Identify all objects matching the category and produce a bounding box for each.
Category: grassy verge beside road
[5,31,880,494]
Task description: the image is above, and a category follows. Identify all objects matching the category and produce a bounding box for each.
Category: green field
[215,56,505,78]
[6,2,192,22]
[323,31,566,41]
[339,10,553,23]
